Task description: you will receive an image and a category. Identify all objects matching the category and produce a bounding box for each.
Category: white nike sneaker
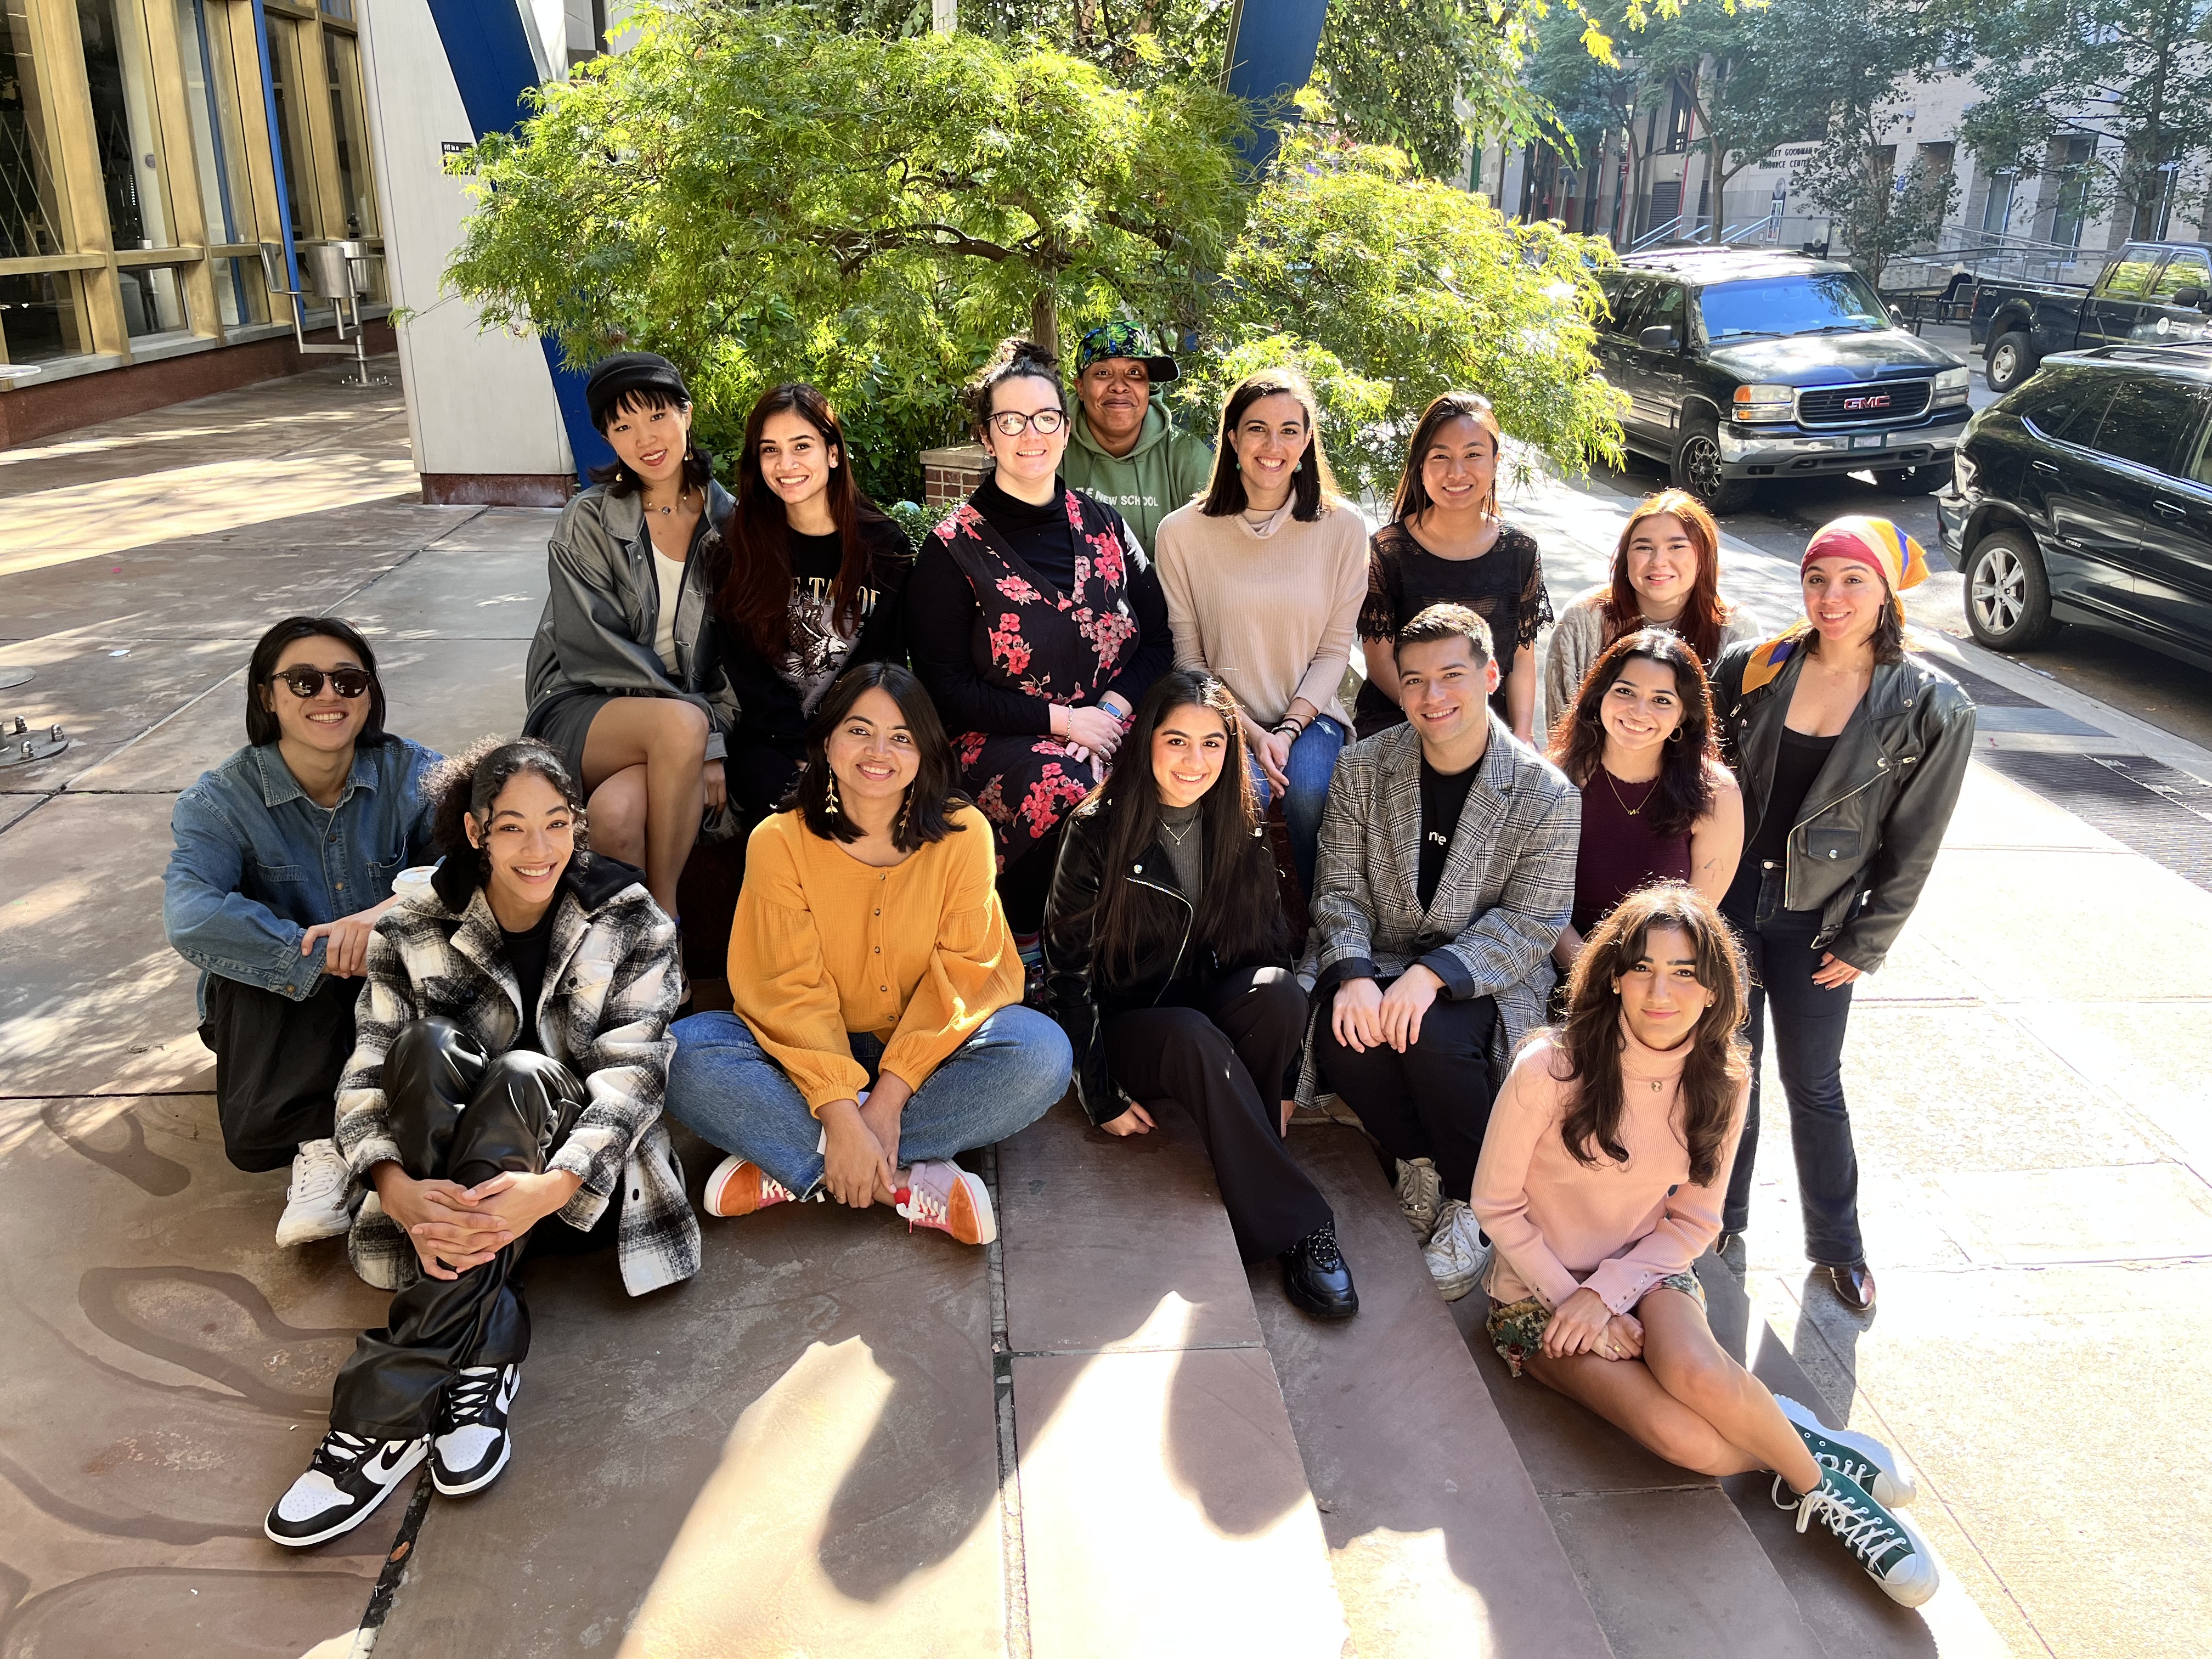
[274,1138,352,1247]
[1421,1198,1489,1301]
[431,1364,520,1496]
[264,1429,426,1547]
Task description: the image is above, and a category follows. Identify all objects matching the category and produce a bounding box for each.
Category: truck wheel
[1672,418,1755,514]
[1985,330,2036,394]
[1874,459,1955,496]
[1963,529,2057,650]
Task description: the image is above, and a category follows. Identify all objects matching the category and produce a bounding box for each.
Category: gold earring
[896,786,913,839]
[824,772,840,818]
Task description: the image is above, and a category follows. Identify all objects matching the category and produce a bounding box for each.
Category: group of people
[160,323,1974,1612]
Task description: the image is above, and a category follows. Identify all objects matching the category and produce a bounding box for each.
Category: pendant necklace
[646,484,692,518]
[1603,766,1660,817]
[1160,816,1197,847]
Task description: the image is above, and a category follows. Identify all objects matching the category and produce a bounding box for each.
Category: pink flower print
[1017,765,1091,840]
[1076,603,1137,672]
[988,613,1033,678]
[996,573,1043,606]
[1088,531,1125,589]
[950,503,986,537]
[975,776,1011,830]
[956,731,988,770]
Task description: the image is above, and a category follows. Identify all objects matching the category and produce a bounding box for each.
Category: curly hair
[430,736,590,881]
[1553,883,1748,1188]
[1548,629,1721,840]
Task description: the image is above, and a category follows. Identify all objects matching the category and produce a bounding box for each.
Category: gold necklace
[1602,766,1660,817]
[1160,815,1198,847]
[645,484,692,517]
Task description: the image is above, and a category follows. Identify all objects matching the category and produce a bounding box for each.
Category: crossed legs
[581,696,710,918]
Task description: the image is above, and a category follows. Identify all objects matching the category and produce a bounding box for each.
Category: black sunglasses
[269,666,374,698]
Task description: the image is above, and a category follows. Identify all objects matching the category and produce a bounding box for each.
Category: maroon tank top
[1572,767,1694,936]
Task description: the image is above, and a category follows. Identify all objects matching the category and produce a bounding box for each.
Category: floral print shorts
[1486,1271,1706,1379]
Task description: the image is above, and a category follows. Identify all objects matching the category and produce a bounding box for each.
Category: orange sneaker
[703,1155,801,1218]
[894,1160,996,1246]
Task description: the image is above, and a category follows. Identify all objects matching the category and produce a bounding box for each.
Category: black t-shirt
[502,907,559,1054]
[1418,756,1481,911]
[1355,521,1553,738]
[1748,727,1838,861]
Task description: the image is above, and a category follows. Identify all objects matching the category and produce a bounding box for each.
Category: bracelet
[1273,716,1307,738]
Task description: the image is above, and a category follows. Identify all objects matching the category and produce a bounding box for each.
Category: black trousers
[725,730,804,821]
[997,820,1066,935]
[1316,980,1498,1203]
[1102,967,1330,1262]
[199,973,359,1172]
[329,1018,612,1441]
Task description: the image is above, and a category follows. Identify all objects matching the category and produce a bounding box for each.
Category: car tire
[1672,417,1755,514]
[1985,330,2036,394]
[1963,529,2058,651]
[1873,458,1956,495]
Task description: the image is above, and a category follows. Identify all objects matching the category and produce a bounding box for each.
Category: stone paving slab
[342,531,549,643]
[0,636,247,794]
[377,1138,1006,1657]
[0,1093,403,1657]
[1251,1126,1610,1659]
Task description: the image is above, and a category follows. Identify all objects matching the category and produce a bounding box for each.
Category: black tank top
[1748,727,1837,861]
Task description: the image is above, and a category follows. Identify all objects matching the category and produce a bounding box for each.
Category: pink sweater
[1470,1025,1748,1315]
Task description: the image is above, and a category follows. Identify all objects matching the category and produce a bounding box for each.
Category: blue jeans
[1249,715,1346,896]
[665,1006,1071,1199]
[1721,861,1862,1267]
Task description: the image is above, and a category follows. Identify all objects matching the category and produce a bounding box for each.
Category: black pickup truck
[1970,241,2212,393]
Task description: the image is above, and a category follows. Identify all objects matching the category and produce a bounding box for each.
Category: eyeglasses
[986,408,1069,437]
[269,666,374,699]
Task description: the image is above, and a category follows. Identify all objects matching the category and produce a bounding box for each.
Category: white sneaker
[1394,1156,1442,1243]
[1421,1198,1488,1301]
[275,1138,353,1247]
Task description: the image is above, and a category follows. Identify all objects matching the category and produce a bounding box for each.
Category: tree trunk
[1030,285,1058,357]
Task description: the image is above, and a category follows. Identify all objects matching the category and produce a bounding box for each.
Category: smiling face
[1802,556,1889,648]
[1623,512,1700,620]
[827,686,920,810]
[1229,391,1310,506]
[468,770,575,921]
[1612,923,1717,1051]
[602,393,692,487]
[1150,702,1228,810]
[981,373,1069,494]
[1077,358,1152,448]
[755,408,838,515]
[1418,414,1497,516]
[1599,655,1687,758]
[1395,634,1500,753]
[266,634,369,757]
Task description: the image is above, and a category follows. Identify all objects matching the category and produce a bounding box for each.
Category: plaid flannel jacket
[1297,716,1580,1103]
[334,857,700,1298]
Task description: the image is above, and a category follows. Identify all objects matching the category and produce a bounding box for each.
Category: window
[0,268,86,361]
[2049,137,2094,249]
[2101,247,2162,298]
[1599,276,1649,339]
[1980,169,2016,236]
[1696,271,1888,341]
[321,27,374,238]
[76,0,177,252]
[2188,413,2212,488]
[264,14,318,240]
[2149,251,2210,302]
[2085,376,2204,475]
[174,0,261,323]
[2,0,67,259]
[1641,281,1686,342]
[2019,370,2114,445]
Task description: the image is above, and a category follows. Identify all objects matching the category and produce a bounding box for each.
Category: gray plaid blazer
[1297,715,1580,1103]
[335,857,699,1298]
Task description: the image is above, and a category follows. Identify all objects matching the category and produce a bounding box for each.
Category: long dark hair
[586,384,715,498]
[793,663,968,853]
[430,736,591,882]
[1554,883,1748,1188]
[1549,629,1720,840]
[246,616,388,748]
[1391,391,1502,523]
[1605,489,1733,665]
[716,382,890,658]
[1078,670,1285,982]
[1200,366,1340,523]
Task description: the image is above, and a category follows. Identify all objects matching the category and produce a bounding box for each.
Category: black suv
[1594,249,1972,513]
[1937,343,2212,669]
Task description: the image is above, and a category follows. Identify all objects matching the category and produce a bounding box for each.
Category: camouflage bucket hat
[1075,321,1180,383]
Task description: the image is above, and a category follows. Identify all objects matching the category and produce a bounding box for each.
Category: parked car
[1937,343,2212,669]
[1594,248,1972,514]
[1968,241,2212,394]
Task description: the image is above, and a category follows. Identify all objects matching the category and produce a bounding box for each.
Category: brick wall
[919,443,989,506]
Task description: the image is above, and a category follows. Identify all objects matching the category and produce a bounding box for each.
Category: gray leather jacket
[524,480,740,758]
[1713,638,1976,974]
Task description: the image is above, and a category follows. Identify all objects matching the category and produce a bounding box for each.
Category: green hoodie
[1061,403,1216,555]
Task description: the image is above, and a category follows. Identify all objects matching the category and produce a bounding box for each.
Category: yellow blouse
[729,803,1023,1113]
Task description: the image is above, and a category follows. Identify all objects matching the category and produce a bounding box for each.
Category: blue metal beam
[1221,0,1331,173]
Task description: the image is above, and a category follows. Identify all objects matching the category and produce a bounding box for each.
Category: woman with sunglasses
[164,616,441,1248]
[906,336,1172,969]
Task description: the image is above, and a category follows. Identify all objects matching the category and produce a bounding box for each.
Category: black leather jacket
[1713,638,1976,973]
[1042,799,1284,1124]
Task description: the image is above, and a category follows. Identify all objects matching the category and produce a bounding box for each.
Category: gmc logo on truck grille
[1842,394,1891,411]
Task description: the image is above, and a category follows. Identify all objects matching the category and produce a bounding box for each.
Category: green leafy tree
[1956,0,2212,241]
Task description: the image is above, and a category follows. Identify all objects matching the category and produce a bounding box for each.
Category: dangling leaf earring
[896,785,913,841]
[824,771,841,819]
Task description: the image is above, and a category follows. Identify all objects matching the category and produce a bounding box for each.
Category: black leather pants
[329,1019,591,1440]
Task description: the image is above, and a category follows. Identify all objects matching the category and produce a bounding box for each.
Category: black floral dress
[933,490,1144,871]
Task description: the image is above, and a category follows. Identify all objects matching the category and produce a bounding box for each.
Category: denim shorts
[1486,1270,1706,1378]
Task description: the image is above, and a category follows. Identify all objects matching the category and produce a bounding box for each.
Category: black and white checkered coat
[1297,716,1581,1104]
[334,855,700,1297]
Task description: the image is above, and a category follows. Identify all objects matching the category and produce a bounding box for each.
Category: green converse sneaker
[1776,1395,1916,1508]
[1779,1466,1940,1607]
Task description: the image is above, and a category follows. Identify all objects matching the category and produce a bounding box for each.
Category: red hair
[1604,489,1733,665]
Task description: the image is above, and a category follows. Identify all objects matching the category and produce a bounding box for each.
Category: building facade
[1,0,387,444]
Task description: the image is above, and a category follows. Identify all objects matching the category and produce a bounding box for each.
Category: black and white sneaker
[430,1364,520,1496]
[264,1429,426,1547]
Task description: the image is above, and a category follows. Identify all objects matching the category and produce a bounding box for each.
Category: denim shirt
[163,736,443,1007]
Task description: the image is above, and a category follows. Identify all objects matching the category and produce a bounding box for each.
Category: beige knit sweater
[1153,497,1370,728]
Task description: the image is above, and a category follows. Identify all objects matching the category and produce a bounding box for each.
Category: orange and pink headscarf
[1742,516,1927,692]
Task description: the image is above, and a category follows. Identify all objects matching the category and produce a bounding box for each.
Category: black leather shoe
[1280,1221,1358,1320]
[1823,1262,1877,1313]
